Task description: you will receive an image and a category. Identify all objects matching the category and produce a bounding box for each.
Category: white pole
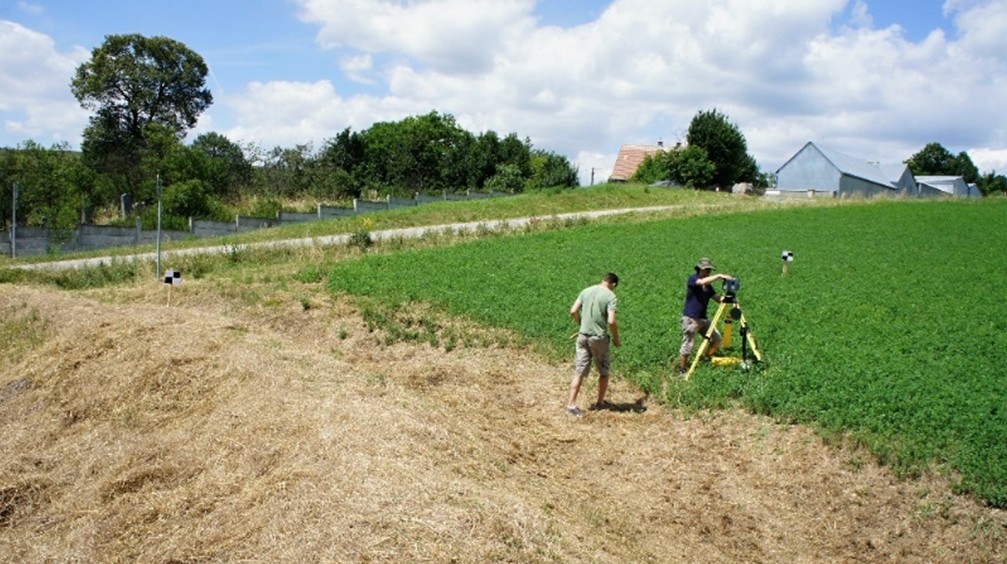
[10,182,17,259]
[156,174,162,280]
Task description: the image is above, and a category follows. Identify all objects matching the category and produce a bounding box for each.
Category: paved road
[13,205,682,271]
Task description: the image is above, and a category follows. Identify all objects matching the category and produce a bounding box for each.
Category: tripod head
[722,278,741,303]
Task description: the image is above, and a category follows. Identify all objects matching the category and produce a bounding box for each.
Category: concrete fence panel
[77,224,138,250]
[236,216,278,233]
[191,218,236,238]
[416,192,447,205]
[388,195,417,209]
[137,229,191,245]
[318,205,356,219]
[354,198,389,213]
[278,211,319,223]
[3,226,54,257]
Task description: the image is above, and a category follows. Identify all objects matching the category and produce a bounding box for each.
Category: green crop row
[328,198,1007,507]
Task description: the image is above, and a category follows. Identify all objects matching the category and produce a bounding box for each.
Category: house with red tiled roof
[608,141,672,182]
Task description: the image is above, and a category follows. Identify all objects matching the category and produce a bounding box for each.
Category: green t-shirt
[577,285,617,337]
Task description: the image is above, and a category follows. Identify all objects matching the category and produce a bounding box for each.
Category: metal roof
[813,143,903,188]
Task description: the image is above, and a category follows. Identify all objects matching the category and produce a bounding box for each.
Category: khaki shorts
[574,334,611,378]
[680,316,721,356]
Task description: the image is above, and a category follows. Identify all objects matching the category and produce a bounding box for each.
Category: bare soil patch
[1,281,1005,562]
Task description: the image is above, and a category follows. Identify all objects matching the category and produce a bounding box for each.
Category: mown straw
[1,279,1004,562]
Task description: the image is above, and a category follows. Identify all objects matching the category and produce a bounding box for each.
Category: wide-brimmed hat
[696,257,716,271]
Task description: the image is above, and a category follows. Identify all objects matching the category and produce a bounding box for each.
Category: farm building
[608,141,671,182]
[774,142,917,197]
[916,175,982,198]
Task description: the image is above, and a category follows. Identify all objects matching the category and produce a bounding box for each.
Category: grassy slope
[0,184,735,266]
[327,197,1007,507]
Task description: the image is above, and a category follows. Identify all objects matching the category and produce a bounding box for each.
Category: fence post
[352,198,359,214]
[386,194,391,210]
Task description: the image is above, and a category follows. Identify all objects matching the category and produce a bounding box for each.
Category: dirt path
[1,282,1005,562]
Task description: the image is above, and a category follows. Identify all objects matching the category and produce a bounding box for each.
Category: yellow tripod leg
[685,302,728,380]
[739,313,763,362]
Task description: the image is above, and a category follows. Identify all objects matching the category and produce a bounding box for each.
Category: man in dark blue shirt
[678,257,735,376]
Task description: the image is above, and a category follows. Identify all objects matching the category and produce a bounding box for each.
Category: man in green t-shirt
[565,273,621,417]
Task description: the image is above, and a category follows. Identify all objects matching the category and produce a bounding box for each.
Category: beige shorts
[574,334,611,378]
[680,316,721,356]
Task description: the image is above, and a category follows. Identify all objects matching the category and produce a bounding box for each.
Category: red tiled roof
[609,144,667,181]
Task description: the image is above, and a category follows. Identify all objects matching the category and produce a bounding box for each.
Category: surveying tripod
[684,295,763,381]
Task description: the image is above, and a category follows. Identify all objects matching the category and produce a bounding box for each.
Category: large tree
[527,149,578,189]
[905,142,980,184]
[359,111,473,194]
[190,132,252,199]
[631,145,715,188]
[905,142,956,176]
[71,34,213,203]
[685,108,757,188]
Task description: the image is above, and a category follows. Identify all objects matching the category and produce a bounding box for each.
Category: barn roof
[916,175,975,196]
[778,142,907,189]
[813,144,904,188]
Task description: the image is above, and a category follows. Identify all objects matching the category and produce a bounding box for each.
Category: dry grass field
[2,262,1006,562]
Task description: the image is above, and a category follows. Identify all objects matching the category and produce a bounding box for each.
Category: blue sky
[2,0,1005,184]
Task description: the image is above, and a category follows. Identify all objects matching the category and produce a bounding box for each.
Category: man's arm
[696,273,734,286]
[607,309,620,347]
[570,298,582,325]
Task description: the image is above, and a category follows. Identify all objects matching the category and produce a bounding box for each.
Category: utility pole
[10,182,17,259]
[156,174,162,280]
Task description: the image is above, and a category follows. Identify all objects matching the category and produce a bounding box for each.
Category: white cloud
[340,54,376,85]
[0,20,90,146]
[16,1,44,16]
[969,148,1007,175]
[254,0,1004,176]
[297,0,537,74]
[221,80,420,151]
[946,0,1007,61]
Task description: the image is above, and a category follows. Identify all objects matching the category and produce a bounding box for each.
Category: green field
[329,197,1007,507]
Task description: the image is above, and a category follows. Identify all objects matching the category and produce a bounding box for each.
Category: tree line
[0,34,577,232]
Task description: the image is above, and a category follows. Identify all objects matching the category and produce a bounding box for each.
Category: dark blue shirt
[682,273,716,319]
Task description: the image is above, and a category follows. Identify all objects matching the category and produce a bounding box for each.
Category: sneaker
[678,369,688,379]
[589,400,611,411]
[565,406,583,417]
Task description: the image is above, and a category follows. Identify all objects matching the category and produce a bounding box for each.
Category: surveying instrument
[684,278,763,380]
